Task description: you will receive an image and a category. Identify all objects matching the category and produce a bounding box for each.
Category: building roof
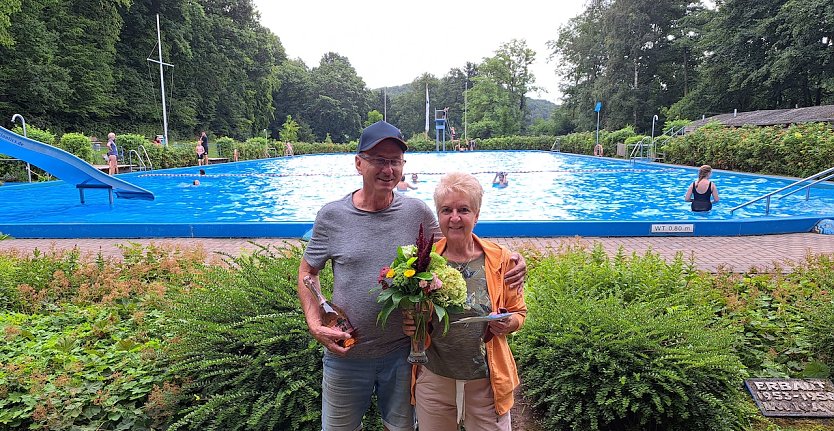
[685,105,834,132]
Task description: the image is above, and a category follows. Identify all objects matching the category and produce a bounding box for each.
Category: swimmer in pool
[493,172,509,188]
[396,175,417,192]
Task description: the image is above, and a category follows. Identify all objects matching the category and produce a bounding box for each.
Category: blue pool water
[1,151,833,238]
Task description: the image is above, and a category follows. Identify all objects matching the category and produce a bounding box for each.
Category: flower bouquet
[374,224,468,364]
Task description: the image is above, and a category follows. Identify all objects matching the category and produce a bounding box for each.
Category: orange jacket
[411,234,527,416]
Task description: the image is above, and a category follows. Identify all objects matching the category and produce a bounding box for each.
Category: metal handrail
[730,166,834,214]
[127,150,144,172]
[138,145,153,170]
[778,171,834,201]
[550,138,561,152]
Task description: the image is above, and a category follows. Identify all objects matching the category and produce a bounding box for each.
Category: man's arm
[298,258,352,355]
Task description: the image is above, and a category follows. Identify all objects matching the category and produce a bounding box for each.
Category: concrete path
[3,233,834,272]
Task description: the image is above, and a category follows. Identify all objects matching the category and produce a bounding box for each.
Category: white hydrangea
[431,265,468,309]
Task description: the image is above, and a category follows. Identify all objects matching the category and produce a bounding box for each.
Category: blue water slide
[0,126,154,202]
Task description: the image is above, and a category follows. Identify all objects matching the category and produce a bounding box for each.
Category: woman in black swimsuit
[684,165,720,212]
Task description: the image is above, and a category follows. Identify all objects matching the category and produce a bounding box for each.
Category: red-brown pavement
[3,233,834,272]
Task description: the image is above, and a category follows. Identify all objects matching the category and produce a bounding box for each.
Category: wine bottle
[303,275,356,348]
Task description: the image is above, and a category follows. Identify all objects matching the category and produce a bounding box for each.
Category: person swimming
[396,175,417,192]
[493,172,509,188]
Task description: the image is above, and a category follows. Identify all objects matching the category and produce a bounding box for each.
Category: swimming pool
[1,150,833,238]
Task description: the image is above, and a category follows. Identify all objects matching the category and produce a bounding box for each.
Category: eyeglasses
[358,154,406,168]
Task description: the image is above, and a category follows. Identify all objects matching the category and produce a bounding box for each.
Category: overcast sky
[252,0,587,104]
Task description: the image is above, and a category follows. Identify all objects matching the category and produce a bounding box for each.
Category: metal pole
[383,87,387,122]
[464,81,468,142]
[595,110,600,150]
[157,14,169,148]
[11,114,32,182]
[651,114,658,159]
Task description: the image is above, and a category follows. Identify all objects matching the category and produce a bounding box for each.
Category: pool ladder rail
[127,145,153,172]
[730,165,834,215]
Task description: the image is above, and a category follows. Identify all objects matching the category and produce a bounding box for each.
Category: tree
[0,0,21,48]
[279,115,299,142]
[466,76,522,138]
[364,110,383,127]
[478,39,537,132]
[307,52,370,142]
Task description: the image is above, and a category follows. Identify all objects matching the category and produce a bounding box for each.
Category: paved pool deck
[2,233,834,272]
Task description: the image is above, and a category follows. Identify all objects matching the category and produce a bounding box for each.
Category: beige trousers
[414,366,511,431]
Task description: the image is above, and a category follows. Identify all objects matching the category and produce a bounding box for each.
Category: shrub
[164,244,325,430]
[11,125,56,146]
[0,243,207,430]
[215,136,237,158]
[515,246,750,430]
[58,132,94,162]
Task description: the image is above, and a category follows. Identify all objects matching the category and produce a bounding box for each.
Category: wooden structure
[686,105,834,132]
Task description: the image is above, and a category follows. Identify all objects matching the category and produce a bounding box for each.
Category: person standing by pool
[297,120,527,431]
[684,164,720,212]
[106,132,118,175]
[200,131,209,165]
[404,171,526,430]
[195,141,205,166]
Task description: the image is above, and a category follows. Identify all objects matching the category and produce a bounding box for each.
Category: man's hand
[505,252,527,293]
[309,322,354,356]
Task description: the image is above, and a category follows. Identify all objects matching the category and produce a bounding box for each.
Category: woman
[685,164,720,212]
[106,132,118,175]
[405,172,526,430]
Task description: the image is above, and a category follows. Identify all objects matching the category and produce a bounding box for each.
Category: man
[298,120,526,431]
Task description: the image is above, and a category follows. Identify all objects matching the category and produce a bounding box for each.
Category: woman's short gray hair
[434,172,483,214]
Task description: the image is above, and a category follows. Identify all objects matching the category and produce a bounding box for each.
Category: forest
[1,0,832,142]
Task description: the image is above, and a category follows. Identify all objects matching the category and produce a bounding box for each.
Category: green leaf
[415,272,433,281]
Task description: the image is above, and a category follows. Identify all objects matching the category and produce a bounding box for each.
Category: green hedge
[516,246,750,430]
[663,122,834,177]
[2,243,834,430]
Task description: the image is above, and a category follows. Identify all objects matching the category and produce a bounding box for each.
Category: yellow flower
[404,269,416,277]
[387,269,395,278]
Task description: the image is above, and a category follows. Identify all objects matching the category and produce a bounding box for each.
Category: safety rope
[138,167,672,179]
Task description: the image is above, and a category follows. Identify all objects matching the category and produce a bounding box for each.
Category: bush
[215,136,237,158]
[58,132,94,162]
[11,125,56,146]
[164,244,325,430]
[515,246,749,430]
[0,243,207,430]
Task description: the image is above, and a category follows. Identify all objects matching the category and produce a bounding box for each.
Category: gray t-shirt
[304,191,440,359]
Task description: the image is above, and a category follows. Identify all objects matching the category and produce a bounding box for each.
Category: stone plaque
[745,378,834,417]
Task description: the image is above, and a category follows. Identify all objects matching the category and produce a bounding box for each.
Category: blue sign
[594,101,602,112]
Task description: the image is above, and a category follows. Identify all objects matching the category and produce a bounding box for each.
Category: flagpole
[425,83,430,140]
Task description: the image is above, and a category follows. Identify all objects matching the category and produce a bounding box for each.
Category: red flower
[379,267,390,284]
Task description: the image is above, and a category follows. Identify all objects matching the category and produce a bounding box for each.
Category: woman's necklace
[453,256,481,279]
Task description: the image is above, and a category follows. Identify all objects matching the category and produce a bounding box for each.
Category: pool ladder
[730,166,834,215]
[127,145,153,172]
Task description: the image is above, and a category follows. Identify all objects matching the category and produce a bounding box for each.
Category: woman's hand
[486,311,519,341]
[401,309,416,336]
